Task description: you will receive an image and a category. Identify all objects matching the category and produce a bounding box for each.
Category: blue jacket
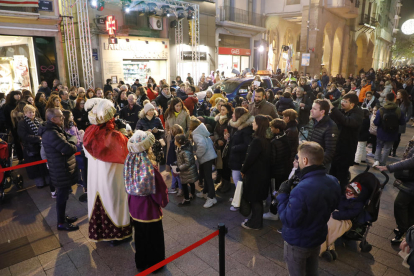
[277,166,341,248]
[332,195,364,221]
[374,101,406,142]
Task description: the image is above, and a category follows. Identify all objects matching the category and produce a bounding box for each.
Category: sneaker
[230,206,239,211]
[51,191,57,198]
[203,197,217,208]
[391,233,404,244]
[367,153,375,158]
[276,228,283,234]
[372,161,380,168]
[176,189,183,197]
[241,222,261,230]
[168,188,178,194]
[263,212,279,221]
[196,192,207,199]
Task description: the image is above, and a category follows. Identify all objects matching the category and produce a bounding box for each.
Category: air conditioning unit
[149,16,163,30]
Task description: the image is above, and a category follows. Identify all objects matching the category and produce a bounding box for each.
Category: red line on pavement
[0,1,38,4]
[0,152,81,172]
[137,230,219,276]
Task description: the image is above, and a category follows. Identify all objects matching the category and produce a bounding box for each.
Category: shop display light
[90,0,97,8]
[259,45,264,52]
[105,15,118,36]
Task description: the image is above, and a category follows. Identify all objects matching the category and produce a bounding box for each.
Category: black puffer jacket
[330,106,363,167]
[270,132,291,186]
[119,104,142,130]
[72,107,90,131]
[176,142,198,184]
[306,115,339,165]
[227,113,254,170]
[276,97,295,113]
[285,120,299,165]
[135,110,164,140]
[38,121,78,188]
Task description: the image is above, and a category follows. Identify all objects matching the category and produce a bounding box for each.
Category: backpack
[380,107,399,133]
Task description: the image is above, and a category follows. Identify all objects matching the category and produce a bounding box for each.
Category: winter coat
[136,94,148,107]
[227,113,254,170]
[38,121,78,188]
[183,96,198,116]
[213,114,230,151]
[17,119,49,179]
[358,116,370,142]
[166,139,177,166]
[398,101,413,134]
[330,106,364,167]
[358,84,372,103]
[276,97,295,113]
[325,89,341,102]
[270,132,291,186]
[35,102,46,121]
[332,195,365,221]
[277,165,341,248]
[176,89,188,101]
[104,84,113,93]
[61,99,75,111]
[165,110,191,160]
[387,146,414,196]
[155,94,171,114]
[176,142,198,184]
[135,110,164,140]
[361,97,380,111]
[38,87,51,98]
[119,104,142,130]
[209,93,225,107]
[306,115,339,165]
[374,101,405,142]
[248,100,279,119]
[198,97,212,116]
[285,120,299,165]
[72,108,90,131]
[294,95,313,127]
[192,123,217,164]
[379,84,393,104]
[241,137,272,202]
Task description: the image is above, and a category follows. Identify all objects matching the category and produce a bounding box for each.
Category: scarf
[161,91,172,99]
[124,151,156,196]
[254,99,265,108]
[24,116,40,135]
[174,111,181,117]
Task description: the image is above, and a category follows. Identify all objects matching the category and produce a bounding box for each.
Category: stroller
[0,133,24,203]
[322,165,389,261]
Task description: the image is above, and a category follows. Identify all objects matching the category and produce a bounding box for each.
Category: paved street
[0,128,413,276]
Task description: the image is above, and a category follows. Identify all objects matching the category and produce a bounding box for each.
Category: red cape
[83,118,129,164]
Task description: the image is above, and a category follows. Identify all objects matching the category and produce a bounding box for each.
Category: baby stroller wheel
[15,174,23,190]
[330,250,338,260]
[359,240,372,252]
[321,251,334,262]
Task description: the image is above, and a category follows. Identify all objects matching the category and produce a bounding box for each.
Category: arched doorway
[356,34,368,74]
[321,23,333,74]
[331,27,343,76]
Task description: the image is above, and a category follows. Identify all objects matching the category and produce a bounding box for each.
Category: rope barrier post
[218,223,227,276]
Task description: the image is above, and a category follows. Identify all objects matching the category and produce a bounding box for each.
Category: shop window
[286,0,300,5]
[33,37,59,89]
[219,34,250,49]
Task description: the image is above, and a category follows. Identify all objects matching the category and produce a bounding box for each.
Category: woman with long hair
[72,98,90,131]
[175,76,183,85]
[392,89,413,156]
[35,92,47,121]
[78,87,86,100]
[240,115,271,230]
[116,90,128,111]
[45,94,63,114]
[86,88,95,100]
[136,86,149,107]
[4,91,22,130]
[23,95,42,120]
[265,89,275,103]
[164,98,190,168]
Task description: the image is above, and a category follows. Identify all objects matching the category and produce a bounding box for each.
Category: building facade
[0,0,65,94]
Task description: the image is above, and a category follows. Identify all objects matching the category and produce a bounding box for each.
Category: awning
[0,0,39,7]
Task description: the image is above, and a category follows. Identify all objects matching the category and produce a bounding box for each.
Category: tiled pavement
[0,128,413,276]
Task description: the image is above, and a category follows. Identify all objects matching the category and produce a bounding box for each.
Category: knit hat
[347,182,362,196]
[143,103,155,114]
[127,130,156,153]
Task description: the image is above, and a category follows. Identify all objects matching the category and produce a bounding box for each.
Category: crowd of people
[2,65,414,275]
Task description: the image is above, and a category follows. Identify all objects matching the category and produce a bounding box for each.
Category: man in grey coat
[248,88,279,119]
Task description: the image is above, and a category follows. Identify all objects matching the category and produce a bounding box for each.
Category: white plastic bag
[231,181,243,208]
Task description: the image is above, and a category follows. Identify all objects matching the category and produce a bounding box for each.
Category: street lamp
[401,19,414,35]
[259,45,264,52]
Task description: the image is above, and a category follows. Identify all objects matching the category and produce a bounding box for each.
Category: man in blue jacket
[277,141,341,275]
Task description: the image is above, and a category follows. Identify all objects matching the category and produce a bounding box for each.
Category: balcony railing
[360,14,378,27]
[0,5,38,13]
[219,6,265,28]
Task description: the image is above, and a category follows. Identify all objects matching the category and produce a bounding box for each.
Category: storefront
[174,44,210,81]
[0,35,59,94]
[218,47,251,77]
[100,35,169,87]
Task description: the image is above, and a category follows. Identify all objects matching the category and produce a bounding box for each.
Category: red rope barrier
[0,152,81,172]
[137,230,220,276]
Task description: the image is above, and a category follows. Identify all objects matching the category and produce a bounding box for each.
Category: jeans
[374,139,394,165]
[56,187,71,224]
[232,170,242,187]
[182,183,195,200]
[201,159,215,199]
[171,173,182,190]
[394,190,414,233]
[354,141,367,163]
[284,241,320,276]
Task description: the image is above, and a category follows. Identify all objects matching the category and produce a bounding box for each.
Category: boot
[218,179,231,193]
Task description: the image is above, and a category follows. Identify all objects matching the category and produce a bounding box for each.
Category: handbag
[222,141,229,158]
[231,180,243,208]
